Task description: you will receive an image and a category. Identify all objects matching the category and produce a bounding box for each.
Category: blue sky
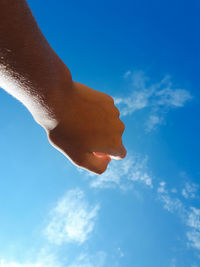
[0,0,199,266]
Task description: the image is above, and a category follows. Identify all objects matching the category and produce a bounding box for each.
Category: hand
[0,0,126,174]
[47,81,127,174]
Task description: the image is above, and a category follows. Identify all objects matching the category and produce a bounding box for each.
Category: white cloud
[171,188,177,194]
[181,182,198,199]
[157,181,167,194]
[0,261,40,267]
[128,156,153,188]
[157,181,200,251]
[157,181,187,218]
[89,154,153,190]
[131,70,149,90]
[123,70,131,79]
[117,247,124,258]
[115,71,192,131]
[159,194,185,215]
[0,245,106,267]
[186,207,200,250]
[187,207,200,229]
[155,87,192,107]
[187,231,200,250]
[145,114,163,132]
[170,258,176,267]
[0,254,60,267]
[114,89,151,116]
[44,189,99,245]
[68,252,106,267]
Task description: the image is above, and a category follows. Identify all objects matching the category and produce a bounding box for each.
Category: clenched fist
[0,0,126,174]
[47,81,127,174]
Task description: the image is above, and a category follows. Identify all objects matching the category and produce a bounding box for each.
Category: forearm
[0,0,72,129]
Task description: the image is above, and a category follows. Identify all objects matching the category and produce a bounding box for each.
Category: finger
[113,106,120,118]
[109,144,127,159]
[118,120,125,134]
[93,152,110,157]
[92,146,127,161]
[80,152,111,175]
[104,93,115,104]
[92,140,127,159]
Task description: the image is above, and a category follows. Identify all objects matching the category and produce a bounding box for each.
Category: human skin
[0,0,126,174]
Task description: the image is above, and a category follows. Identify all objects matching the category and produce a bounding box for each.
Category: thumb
[81,152,111,174]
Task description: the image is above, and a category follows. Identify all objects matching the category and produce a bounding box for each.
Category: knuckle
[119,121,125,133]
[113,106,120,117]
[105,94,114,104]
[110,135,122,148]
[113,120,125,134]
[109,135,127,158]
[95,168,106,175]
[120,147,127,158]
[116,145,127,159]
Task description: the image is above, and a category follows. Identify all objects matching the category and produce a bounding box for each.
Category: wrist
[30,61,73,131]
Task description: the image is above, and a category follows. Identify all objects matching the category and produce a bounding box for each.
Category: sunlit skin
[0,0,126,174]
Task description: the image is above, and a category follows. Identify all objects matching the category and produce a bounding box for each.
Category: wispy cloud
[117,247,125,258]
[115,71,192,131]
[0,243,105,267]
[44,189,99,245]
[157,181,167,194]
[157,181,200,252]
[186,207,200,250]
[170,258,177,267]
[123,70,131,79]
[145,114,164,132]
[157,181,186,216]
[0,261,41,267]
[182,182,198,199]
[88,154,153,190]
[155,86,192,107]
[0,254,60,267]
[68,251,106,267]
